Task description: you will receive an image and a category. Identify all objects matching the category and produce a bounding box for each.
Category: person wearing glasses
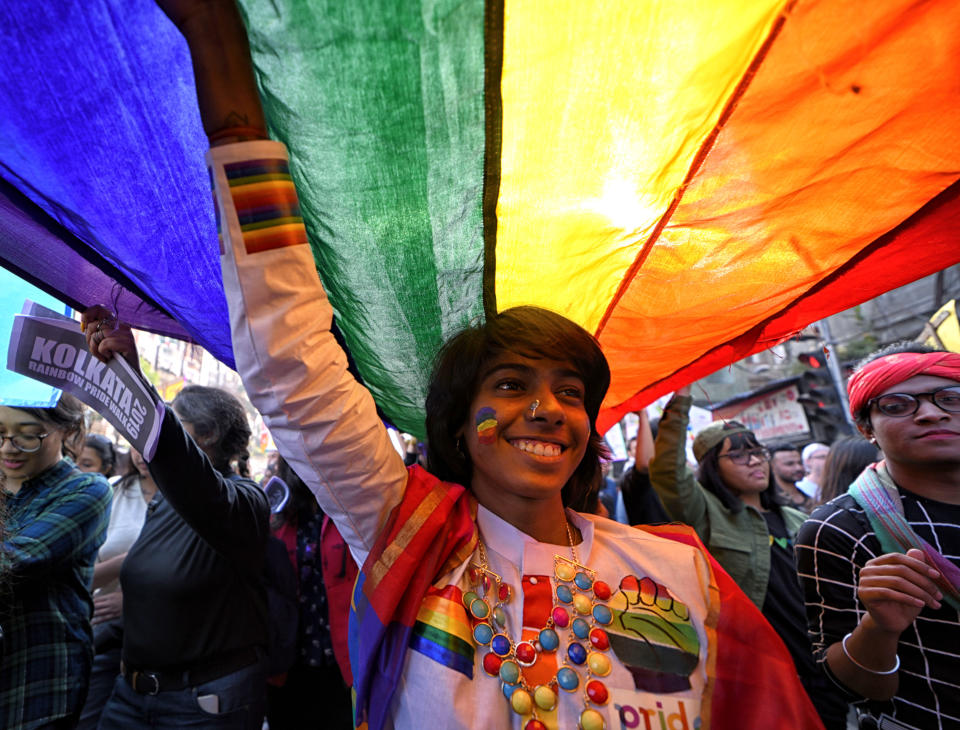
[0,396,112,729]
[649,386,849,729]
[796,344,960,730]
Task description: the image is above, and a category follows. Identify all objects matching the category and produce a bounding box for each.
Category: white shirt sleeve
[208,140,407,567]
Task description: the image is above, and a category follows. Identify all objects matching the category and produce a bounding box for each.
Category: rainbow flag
[1,0,958,436]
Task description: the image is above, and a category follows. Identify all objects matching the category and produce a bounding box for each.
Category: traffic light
[796,351,850,442]
[796,348,827,369]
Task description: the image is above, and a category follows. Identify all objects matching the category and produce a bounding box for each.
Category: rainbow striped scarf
[348,466,478,730]
[849,463,960,611]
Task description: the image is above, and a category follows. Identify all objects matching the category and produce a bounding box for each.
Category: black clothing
[761,510,811,672]
[762,510,848,729]
[120,407,270,671]
[618,467,670,525]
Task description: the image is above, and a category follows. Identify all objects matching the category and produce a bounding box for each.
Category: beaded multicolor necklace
[464,521,614,730]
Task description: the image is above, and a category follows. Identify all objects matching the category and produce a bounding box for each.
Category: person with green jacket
[649,388,848,730]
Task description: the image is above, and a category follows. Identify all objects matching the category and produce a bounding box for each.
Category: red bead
[482,652,503,676]
[592,580,611,600]
[498,583,512,602]
[589,628,610,651]
[483,574,492,591]
[585,679,609,705]
[525,721,548,730]
[552,606,570,628]
[468,567,480,584]
[515,641,537,665]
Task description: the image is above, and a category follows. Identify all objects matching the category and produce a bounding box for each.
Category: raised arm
[648,390,709,535]
[155,0,266,143]
[83,307,269,566]
[153,0,407,565]
[634,408,655,473]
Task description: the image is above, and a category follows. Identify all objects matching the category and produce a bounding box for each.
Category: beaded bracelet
[841,632,900,675]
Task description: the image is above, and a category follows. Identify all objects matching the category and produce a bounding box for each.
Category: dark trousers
[78,645,122,729]
[266,663,353,730]
[97,661,265,730]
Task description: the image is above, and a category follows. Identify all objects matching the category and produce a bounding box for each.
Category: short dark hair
[425,306,611,511]
[767,442,801,457]
[83,434,117,476]
[851,342,940,427]
[18,394,87,460]
[697,424,786,513]
[172,386,252,477]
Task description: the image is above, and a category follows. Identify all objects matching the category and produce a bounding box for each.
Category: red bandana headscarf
[847,351,960,419]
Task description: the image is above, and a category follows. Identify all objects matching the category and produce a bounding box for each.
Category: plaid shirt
[0,459,111,730]
[797,492,960,729]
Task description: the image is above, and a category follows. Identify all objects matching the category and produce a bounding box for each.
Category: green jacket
[649,394,808,609]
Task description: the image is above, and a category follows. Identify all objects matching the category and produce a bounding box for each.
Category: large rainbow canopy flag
[1,0,959,436]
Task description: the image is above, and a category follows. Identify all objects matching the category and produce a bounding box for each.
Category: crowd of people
[1,1,958,729]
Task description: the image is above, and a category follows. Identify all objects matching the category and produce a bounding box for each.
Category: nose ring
[528,400,540,419]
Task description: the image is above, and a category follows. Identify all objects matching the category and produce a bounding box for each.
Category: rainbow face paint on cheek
[475,407,498,445]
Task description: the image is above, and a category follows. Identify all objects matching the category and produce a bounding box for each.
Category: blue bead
[491,633,512,656]
[473,623,494,645]
[502,682,519,699]
[592,604,613,625]
[538,628,560,652]
[556,666,580,691]
[574,572,593,591]
[556,584,573,604]
[568,642,587,665]
[572,618,590,639]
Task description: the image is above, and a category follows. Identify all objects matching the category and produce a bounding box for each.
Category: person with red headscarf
[796,343,960,730]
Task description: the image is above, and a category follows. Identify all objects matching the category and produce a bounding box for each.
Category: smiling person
[0,395,112,729]
[796,344,960,730]
[152,1,824,727]
[649,389,849,728]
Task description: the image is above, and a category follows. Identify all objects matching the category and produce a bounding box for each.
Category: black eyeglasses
[719,447,770,465]
[0,433,50,453]
[868,385,960,418]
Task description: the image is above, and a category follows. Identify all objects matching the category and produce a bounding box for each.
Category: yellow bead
[587,652,612,677]
[510,688,533,715]
[573,593,592,615]
[579,708,605,730]
[556,562,576,581]
[534,685,557,711]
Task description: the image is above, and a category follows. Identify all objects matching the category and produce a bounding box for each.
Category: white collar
[475,504,595,576]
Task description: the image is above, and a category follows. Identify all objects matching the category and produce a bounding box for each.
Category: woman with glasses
[649,387,849,729]
[0,396,112,729]
[796,344,960,730]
